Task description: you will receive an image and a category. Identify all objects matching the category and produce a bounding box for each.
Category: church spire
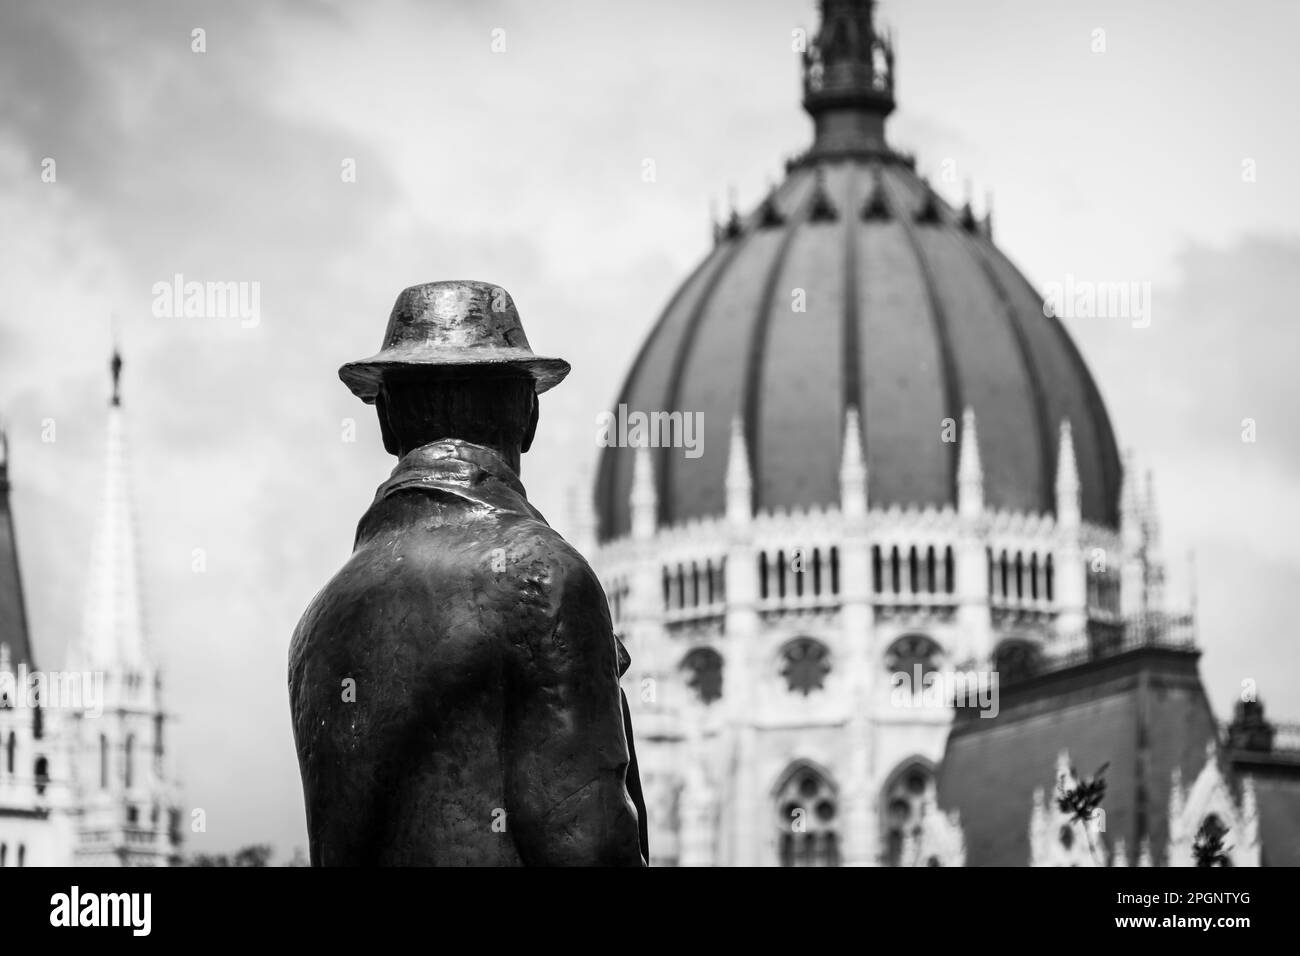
[802,0,896,158]
[78,349,148,671]
[0,422,34,669]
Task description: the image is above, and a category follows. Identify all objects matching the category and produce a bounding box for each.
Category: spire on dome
[958,407,983,519]
[802,0,896,159]
[1055,419,1080,529]
[631,444,658,540]
[77,349,149,671]
[726,417,753,526]
[839,406,867,518]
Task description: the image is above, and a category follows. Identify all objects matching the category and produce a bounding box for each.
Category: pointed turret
[726,418,753,526]
[0,425,34,669]
[839,406,867,518]
[77,349,149,672]
[1055,420,1080,530]
[631,444,657,540]
[957,407,983,519]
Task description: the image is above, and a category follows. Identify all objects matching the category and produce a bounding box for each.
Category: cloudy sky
[0,0,1296,858]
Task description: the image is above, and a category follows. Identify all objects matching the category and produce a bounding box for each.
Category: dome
[594,0,1121,542]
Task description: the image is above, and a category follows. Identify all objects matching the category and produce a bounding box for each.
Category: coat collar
[372,439,534,513]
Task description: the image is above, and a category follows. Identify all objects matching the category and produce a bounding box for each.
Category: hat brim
[339,348,570,404]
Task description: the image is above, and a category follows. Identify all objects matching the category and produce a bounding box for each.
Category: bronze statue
[289,280,648,865]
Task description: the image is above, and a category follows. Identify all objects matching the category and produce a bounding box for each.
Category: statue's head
[338,280,568,463]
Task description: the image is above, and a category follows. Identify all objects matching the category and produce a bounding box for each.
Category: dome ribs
[880,170,965,505]
[741,171,820,516]
[659,170,814,527]
[596,248,719,541]
[964,238,1056,516]
[992,247,1123,527]
[840,165,864,437]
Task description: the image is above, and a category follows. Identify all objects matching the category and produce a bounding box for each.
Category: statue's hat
[339,280,571,403]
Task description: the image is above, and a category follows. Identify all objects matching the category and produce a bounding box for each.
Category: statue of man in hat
[289,280,648,866]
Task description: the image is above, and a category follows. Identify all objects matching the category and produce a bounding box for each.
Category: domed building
[589,0,1184,867]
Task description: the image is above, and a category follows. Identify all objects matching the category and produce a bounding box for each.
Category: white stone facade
[590,406,1164,866]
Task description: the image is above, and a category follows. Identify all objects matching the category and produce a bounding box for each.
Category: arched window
[125,734,136,790]
[944,546,955,595]
[794,550,805,597]
[829,547,840,595]
[1030,553,1040,600]
[758,552,769,600]
[1045,555,1055,603]
[883,761,936,866]
[99,734,109,790]
[780,638,831,696]
[662,566,671,610]
[34,757,48,796]
[986,547,994,596]
[890,546,901,594]
[885,634,942,680]
[715,557,727,603]
[680,648,724,705]
[926,546,937,594]
[812,548,823,596]
[908,547,919,594]
[16,844,23,867]
[999,551,1009,598]
[776,550,787,599]
[4,731,13,774]
[705,560,715,604]
[690,562,699,607]
[872,546,883,593]
[675,564,686,609]
[775,765,840,867]
[1015,553,1024,600]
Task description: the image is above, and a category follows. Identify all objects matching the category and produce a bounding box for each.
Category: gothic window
[675,564,686,609]
[944,546,955,594]
[681,648,723,705]
[781,638,831,695]
[33,702,43,739]
[705,560,715,604]
[775,766,840,867]
[125,734,136,789]
[994,639,1042,683]
[1015,552,1025,600]
[926,546,937,594]
[885,634,942,680]
[690,562,700,607]
[908,546,919,594]
[1046,555,1055,603]
[999,551,1009,598]
[1030,553,1040,600]
[16,844,23,867]
[883,762,935,866]
[4,731,13,774]
[776,550,788,599]
[759,552,769,600]
[829,546,840,595]
[34,757,48,796]
[812,548,823,596]
[872,546,883,593]
[794,550,805,597]
[662,566,671,610]
[890,546,901,593]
